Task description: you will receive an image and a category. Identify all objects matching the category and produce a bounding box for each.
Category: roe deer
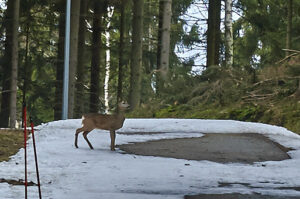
[75,102,130,151]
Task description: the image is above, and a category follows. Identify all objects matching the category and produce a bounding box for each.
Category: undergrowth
[128,56,300,135]
[128,100,300,135]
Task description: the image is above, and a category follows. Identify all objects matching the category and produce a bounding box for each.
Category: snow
[0,118,300,198]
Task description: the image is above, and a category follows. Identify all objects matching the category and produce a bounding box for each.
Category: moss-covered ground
[127,99,300,135]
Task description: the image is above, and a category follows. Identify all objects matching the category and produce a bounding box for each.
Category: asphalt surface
[118,133,290,164]
[184,193,300,199]
[118,133,297,199]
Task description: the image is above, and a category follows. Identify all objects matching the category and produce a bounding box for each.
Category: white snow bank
[0,119,299,199]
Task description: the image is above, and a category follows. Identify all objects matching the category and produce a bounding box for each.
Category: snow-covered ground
[0,119,300,198]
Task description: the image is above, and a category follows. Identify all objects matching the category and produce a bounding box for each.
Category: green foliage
[0,0,299,131]
[227,105,265,122]
[126,99,163,118]
[233,0,293,68]
[158,66,195,104]
[155,104,193,118]
[182,24,201,47]
[187,66,249,105]
[127,56,300,135]
[151,100,300,135]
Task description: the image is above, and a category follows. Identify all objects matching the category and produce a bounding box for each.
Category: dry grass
[0,129,26,162]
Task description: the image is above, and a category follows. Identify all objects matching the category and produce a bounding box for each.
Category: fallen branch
[243,93,276,98]
[276,52,298,64]
[282,49,300,53]
[250,76,300,88]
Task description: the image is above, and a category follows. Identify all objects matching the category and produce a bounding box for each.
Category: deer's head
[118,101,130,111]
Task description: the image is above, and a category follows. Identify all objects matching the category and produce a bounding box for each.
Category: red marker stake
[23,104,27,199]
[31,118,42,199]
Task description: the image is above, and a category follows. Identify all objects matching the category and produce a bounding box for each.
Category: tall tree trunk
[286,0,292,57]
[9,0,20,128]
[68,0,81,118]
[0,0,19,127]
[117,0,126,104]
[90,0,104,112]
[156,0,172,94]
[145,0,155,74]
[129,0,144,110]
[75,0,88,117]
[54,0,66,120]
[206,0,221,67]
[225,0,233,68]
[156,0,163,94]
[104,6,114,113]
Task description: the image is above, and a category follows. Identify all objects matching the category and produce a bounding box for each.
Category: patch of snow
[0,119,300,198]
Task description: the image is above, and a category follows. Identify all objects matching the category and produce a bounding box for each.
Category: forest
[0,0,300,134]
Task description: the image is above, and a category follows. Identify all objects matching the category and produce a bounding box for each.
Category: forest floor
[0,129,24,162]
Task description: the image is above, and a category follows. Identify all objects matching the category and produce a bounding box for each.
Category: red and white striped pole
[30,117,42,199]
[23,103,27,199]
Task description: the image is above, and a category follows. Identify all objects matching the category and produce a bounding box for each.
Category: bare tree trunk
[156,0,172,94]
[159,0,172,75]
[156,0,163,94]
[90,0,105,112]
[75,0,88,117]
[68,0,81,118]
[104,6,114,113]
[286,0,293,57]
[225,0,233,68]
[9,0,20,128]
[0,0,19,128]
[54,0,66,120]
[145,0,155,74]
[206,0,221,67]
[129,0,144,110]
[117,0,126,104]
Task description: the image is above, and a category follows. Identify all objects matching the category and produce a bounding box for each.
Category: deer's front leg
[110,130,116,151]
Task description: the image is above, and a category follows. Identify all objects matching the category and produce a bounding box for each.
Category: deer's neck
[112,111,125,120]
[110,111,125,130]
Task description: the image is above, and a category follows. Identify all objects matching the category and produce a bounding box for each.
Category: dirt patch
[118,133,291,163]
[0,129,25,162]
[0,178,36,186]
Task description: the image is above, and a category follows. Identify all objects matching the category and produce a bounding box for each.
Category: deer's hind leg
[75,127,84,148]
[83,131,94,149]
